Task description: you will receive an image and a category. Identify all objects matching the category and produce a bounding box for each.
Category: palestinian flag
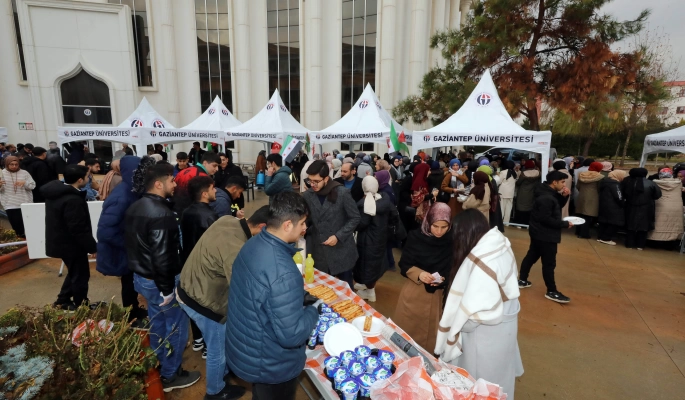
[279,135,303,163]
[388,122,409,154]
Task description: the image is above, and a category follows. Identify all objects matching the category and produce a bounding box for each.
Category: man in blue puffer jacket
[226,192,319,399]
[95,155,147,323]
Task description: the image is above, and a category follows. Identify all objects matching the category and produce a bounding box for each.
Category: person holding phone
[393,203,453,352]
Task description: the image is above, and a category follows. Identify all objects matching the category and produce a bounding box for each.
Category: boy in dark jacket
[22,147,57,202]
[226,192,319,400]
[41,165,96,311]
[264,153,293,203]
[181,176,219,265]
[210,175,246,218]
[518,170,574,304]
[125,163,201,392]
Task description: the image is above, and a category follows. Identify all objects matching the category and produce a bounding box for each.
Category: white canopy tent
[413,70,552,177]
[227,90,309,143]
[0,127,7,143]
[639,125,685,166]
[183,95,241,133]
[57,97,226,150]
[312,83,411,148]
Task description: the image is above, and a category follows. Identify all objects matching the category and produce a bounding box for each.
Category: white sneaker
[597,239,616,246]
[354,283,368,291]
[357,288,376,302]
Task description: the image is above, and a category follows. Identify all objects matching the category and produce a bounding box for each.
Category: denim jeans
[180,303,228,395]
[133,274,188,379]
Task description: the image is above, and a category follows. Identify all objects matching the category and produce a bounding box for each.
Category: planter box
[0,246,32,276]
[141,331,165,400]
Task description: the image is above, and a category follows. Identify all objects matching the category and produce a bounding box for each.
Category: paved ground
[0,189,683,399]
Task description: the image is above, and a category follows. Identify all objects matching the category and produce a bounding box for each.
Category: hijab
[362,176,382,216]
[588,162,604,173]
[325,155,334,171]
[602,162,613,172]
[375,169,391,190]
[524,160,536,169]
[466,161,479,185]
[563,156,574,170]
[4,156,20,172]
[449,159,461,169]
[471,171,490,201]
[411,162,430,191]
[608,170,628,182]
[99,159,121,200]
[501,160,517,180]
[553,160,567,171]
[332,158,342,171]
[477,165,493,181]
[628,168,648,193]
[658,168,673,179]
[430,161,441,171]
[420,202,452,237]
[479,159,490,166]
[582,158,595,167]
[336,153,344,161]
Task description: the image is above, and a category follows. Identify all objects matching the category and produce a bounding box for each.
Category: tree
[395,0,649,131]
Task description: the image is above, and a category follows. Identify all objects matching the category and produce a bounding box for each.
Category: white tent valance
[0,127,7,143]
[227,90,308,143]
[413,70,552,177]
[311,83,411,146]
[639,125,685,166]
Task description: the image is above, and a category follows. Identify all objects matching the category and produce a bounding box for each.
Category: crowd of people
[4,140,685,400]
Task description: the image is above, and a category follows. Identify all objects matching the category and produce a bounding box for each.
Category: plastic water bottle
[293,251,303,275]
[304,254,315,284]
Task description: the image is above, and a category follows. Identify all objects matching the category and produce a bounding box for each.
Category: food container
[356,373,376,398]
[364,356,380,374]
[340,350,357,367]
[354,345,371,360]
[373,366,391,381]
[347,360,365,377]
[377,350,395,369]
[339,378,360,400]
[324,356,342,379]
[332,367,350,391]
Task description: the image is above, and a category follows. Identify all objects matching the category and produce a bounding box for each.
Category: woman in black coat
[597,170,627,245]
[354,176,397,303]
[621,168,662,250]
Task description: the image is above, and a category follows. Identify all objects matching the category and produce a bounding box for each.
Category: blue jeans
[180,303,228,395]
[133,274,188,379]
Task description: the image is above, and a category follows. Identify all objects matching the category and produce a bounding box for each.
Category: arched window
[61,70,112,124]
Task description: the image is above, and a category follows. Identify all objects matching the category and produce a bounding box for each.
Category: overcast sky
[601,0,685,80]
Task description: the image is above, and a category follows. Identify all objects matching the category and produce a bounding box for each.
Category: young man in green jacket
[177,206,269,400]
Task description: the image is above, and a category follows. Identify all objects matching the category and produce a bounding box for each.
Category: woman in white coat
[497,161,519,224]
[435,209,523,399]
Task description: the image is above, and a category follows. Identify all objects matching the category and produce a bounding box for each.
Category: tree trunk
[613,142,621,164]
[582,134,594,157]
[527,107,540,131]
[621,127,632,167]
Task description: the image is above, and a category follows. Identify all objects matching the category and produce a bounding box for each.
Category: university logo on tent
[315,134,321,139]
[150,131,157,137]
[476,93,492,106]
[423,135,431,142]
[222,109,229,116]
[130,119,144,128]
[208,108,216,115]
[280,105,287,112]
[152,119,165,128]
[63,130,70,137]
[359,100,369,109]
[375,101,382,109]
[266,103,274,110]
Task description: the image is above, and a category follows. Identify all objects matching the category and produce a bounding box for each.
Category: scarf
[471,171,490,201]
[658,168,673,179]
[589,162,604,172]
[563,156,574,170]
[602,162,613,172]
[479,159,490,166]
[501,160,517,180]
[362,176,382,216]
[628,168,648,193]
[315,179,342,203]
[477,165,493,181]
[420,202,452,236]
[375,170,391,190]
[553,159,566,171]
[608,170,628,182]
[411,162,430,191]
[4,156,19,172]
[99,159,121,200]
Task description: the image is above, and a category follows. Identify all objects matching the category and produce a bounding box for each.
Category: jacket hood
[276,166,292,175]
[21,156,41,168]
[522,170,540,178]
[654,178,682,191]
[40,180,84,200]
[579,170,604,183]
[119,156,141,188]
[533,182,558,198]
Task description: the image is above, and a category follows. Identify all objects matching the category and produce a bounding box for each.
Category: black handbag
[388,207,407,241]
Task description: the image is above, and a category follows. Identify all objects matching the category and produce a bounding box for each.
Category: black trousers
[598,224,619,242]
[6,208,25,237]
[56,253,90,306]
[121,272,147,321]
[519,239,558,292]
[575,214,594,238]
[252,377,298,400]
[514,210,531,225]
[625,230,648,249]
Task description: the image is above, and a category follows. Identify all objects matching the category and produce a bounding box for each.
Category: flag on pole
[206,142,213,152]
[280,135,303,163]
[305,133,311,155]
[388,122,409,154]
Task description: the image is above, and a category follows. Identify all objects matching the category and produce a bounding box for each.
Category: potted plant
[0,229,31,276]
[0,303,161,399]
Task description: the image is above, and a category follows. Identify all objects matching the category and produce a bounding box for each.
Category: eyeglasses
[305,177,325,186]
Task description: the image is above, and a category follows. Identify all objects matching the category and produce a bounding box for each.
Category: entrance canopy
[183,95,241,134]
[57,97,226,147]
[0,127,7,143]
[413,70,552,177]
[227,90,308,143]
[640,125,685,166]
[312,83,411,145]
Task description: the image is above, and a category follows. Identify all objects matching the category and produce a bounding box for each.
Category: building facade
[661,81,685,126]
[0,0,470,162]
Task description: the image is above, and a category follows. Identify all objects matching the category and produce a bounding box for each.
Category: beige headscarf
[362,176,382,216]
[608,169,628,182]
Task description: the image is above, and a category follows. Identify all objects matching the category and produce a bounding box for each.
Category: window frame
[9,0,28,84]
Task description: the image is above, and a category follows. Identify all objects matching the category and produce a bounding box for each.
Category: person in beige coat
[575,162,604,238]
[498,161,519,224]
[463,171,492,222]
[648,168,684,241]
[552,160,572,219]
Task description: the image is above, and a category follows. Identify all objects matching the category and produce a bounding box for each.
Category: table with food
[302,270,507,400]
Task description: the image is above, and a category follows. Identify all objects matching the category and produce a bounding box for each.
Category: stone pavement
[0,189,683,399]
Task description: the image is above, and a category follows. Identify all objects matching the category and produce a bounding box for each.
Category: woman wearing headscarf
[552,160,572,219]
[498,161,519,224]
[573,158,594,201]
[441,159,469,218]
[463,171,492,222]
[575,162,604,239]
[648,168,684,242]
[0,156,36,237]
[353,176,396,302]
[410,159,430,206]
[375,170,395,205]
[436,209,523,399]
[514,160,540,225]
[375,169,400,270]
[622,168,662,250]
[357,155,374,178]
[478,165,504,232]
[426,161,445,196]
[466,160,480,185]
[99,158,123,201]
[394,203,453,351]
[601,162,613,177]
[331,158,343,179]
[597,170,627,245]
[325,155,334,178]
[255,150,267,175]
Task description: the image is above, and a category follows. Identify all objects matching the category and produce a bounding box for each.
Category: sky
[601,0,685,80]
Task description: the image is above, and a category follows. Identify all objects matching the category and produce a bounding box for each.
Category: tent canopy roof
[183,96,241,131]
[640,124,685,165]
[118,97,175,129]
[312,83,410,143]
[228,90,308,141]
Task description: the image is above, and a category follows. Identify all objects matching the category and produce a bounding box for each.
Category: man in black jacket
[41,165,96,311]
[22,147,57,202]
[518,170,574,304]
[125,163,201,392]
[335,161,364,203]
[181,176,219,264]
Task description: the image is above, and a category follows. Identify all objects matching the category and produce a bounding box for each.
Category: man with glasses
[302,160,360,289]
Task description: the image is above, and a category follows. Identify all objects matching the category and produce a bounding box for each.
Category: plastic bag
[71,319,114,347]
[369,357,434,400]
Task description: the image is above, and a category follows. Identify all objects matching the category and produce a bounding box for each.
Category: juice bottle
[293,251,303,265]
[304,254,315,284]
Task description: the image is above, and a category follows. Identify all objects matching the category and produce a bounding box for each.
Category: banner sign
[412,131,551,150]
[58,127,141,145]
[145,129,224,142]
[640,127,685,166]
[313,132,387,144]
